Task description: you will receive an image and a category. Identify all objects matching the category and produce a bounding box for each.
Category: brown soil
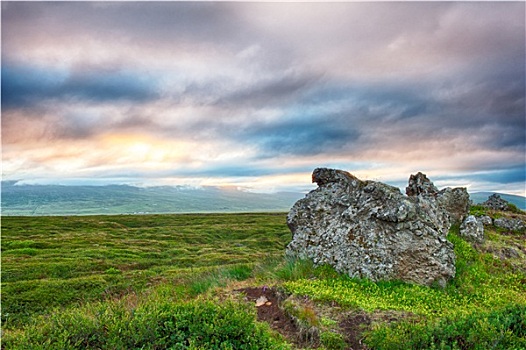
[339,312,371,350]
[235,287,305,346]
[235,286,377,349]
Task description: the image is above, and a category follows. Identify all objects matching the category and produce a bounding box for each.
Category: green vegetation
[283,227,525,319]
[469,204,488,216]
[507,202,524,214]
[365,305,526,349]
[4,297,290,349]
[319,331,347,350]
[2,211,526,349]
[1,213,290,328]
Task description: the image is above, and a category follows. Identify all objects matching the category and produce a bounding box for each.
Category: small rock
[256,296,268,307]
[460,215,484,243]
[478,215,493,226]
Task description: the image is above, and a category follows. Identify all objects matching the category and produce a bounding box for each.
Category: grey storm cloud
[1,63,159,110]
[433,166,526,187]
[469,167,526,185]
[240,117,360,158]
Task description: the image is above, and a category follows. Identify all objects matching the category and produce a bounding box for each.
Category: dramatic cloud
[2,2,525,195]
[2,63,159,110]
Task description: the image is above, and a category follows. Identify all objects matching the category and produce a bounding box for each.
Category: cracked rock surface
[286,168,469,287]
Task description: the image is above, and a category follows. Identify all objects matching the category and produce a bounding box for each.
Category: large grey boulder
[286,168,466,287]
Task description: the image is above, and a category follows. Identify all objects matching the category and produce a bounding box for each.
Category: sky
[2,1,525,195]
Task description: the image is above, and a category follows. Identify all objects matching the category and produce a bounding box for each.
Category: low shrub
[364,304,526,349]
[223,264,253,281]
[320,331,347,350]
[2,240,44,250]
[3,298,291,349]
[3,247,39,256]
[507,203,523,214]
[272,257,341,282]
[274,257,317,281]
[187,264,254,296]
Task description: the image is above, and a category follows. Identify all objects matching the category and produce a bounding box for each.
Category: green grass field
[1,213,290,327]
[2,211,525,349]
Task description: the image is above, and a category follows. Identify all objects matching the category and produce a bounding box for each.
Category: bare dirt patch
[339,312,371,349]
[235,286,422,349]
[235,287,305,346]
[235,287,378,349]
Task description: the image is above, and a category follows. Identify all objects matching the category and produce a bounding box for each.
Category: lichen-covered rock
[482,194,510,211]
[286,168,461,287]
[478,215,493,226]
[494,217,526,232]
[405,172,469,225]
[460,215,485,243]
[436,187,471,225]
[406,172,439,197]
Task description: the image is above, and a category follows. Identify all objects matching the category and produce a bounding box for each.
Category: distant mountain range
[1,181,304,216]
[1,182,524,216]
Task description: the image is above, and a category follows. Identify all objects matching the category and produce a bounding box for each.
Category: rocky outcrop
[286,168,468,287]
[482,194,510,211]
[494,218,526,232]
[459,215,485,243]
[437,188,471,226]
[405,172,470,225]
[406,172,439,197]
[478,215,493,226]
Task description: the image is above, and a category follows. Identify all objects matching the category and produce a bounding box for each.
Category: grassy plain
[2,213,290,328]
[2,211,526,349]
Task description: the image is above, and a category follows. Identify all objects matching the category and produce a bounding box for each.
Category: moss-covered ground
[2,211,525,349]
